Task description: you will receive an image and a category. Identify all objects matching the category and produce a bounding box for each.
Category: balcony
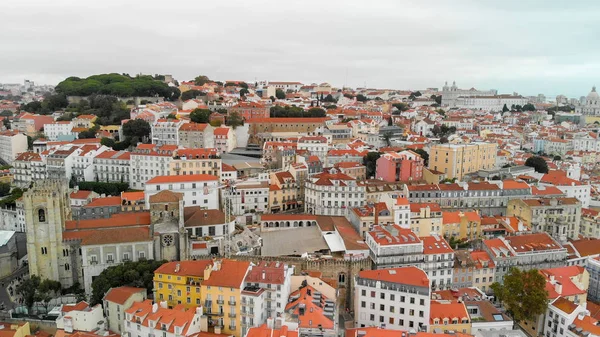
[229,325,236,331]
[228,313,237,318]
[217,299,224,304]
[228,300,236,305]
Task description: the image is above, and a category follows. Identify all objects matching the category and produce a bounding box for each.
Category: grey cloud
[0,0,599,97]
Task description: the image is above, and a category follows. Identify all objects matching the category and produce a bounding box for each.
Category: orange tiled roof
[103,286,146,305]
[358,266,429,287]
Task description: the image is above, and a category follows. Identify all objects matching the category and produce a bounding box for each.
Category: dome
[587,86,599,101]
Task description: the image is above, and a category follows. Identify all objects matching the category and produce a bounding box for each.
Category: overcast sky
[1,0,598,97]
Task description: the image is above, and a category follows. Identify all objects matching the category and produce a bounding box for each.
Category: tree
[239,88,249,96]
[190,108,212,124]
[502,104,509,113]
[435,108,446,116]
[17,275,41,311]
[181,89,205,101]
[356,94,368,102]
[323,94,336,103]
[392,103,409,112]
[166,113,177,120]
[0,183,10,197]
[78,181,129,196]
[210,120,222,127]
[363,152,381,178]
[523,103,536,111]
[490,268,548,323]
[413,149,429,166]
[101,137,116,148]
[22,101,43,113]
[91,259,166,305]
[78,129,97,139]
[524,156,549,173]
[553,155,561,161]
[226,111,243,129]
[0,110,13,117]
[275,89,286,100]
[194,75,211,86]
[122,119,151,140]
[45,94,69,111]
[307,107,326,117]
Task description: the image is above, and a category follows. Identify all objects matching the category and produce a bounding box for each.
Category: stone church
[24,180,196,293]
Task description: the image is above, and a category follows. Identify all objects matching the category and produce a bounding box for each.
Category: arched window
[38,209,46,222]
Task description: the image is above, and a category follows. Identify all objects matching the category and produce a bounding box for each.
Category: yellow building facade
[153,259,250,337]
[428,142,497,180]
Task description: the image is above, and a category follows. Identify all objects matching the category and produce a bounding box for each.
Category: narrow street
[0,266,28,311]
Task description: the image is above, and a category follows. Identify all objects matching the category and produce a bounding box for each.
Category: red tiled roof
[358,266,429,287]
[103,286,145,305]
[146,174,218,184]
[155,260,214,277]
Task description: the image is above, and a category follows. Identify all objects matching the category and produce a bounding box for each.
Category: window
[38,209,46,222]
[41,247,48,254]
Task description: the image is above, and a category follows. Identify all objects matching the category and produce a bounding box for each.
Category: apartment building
[178,122,214,149]
[55,301,105,334]
[269,171,300,213]
[144,174,220,209]
[376,150,424,182]
[409,203,443,237]
[507,197,581,243]
[214,127,236,154]
[11,151,46,188]
[285,284,337,337]
[305,169,366,216]
[129,144,177,189]
[229,101,270,121]
[0,130,27,165]
[441,211,482,241]
[241,261,293,337]
[124,300,207,337]
[44,121,73,141]
[169,148,221,178]
[221,180,270,215]
[71,144,107,182]
[429,300,471,334]
[297,136,329,162]
[153,260,214,308]
[201,259,251,337]
[428,142,497,180]
[103,286,146,334]
[452,250,496,293]
[94,150,131,183]
[482,233,568,283]
[354,267,430,331]
[348,203,393,239]
[151,118,187,146]
[366,225,453,290]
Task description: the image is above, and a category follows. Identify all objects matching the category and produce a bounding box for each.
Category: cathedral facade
[576,86,600,115]
[441,81,498,108]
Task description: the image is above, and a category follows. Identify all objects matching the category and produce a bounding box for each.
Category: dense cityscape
[0,73,598,337]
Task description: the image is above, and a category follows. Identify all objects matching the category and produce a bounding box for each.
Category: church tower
[149,190,187,261]
[24,179,74,286]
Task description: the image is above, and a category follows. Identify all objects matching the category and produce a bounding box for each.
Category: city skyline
[1,0,600,97]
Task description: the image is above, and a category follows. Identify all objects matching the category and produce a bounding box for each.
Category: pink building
[376,150,424,182]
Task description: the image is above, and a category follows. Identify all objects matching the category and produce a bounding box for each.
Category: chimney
[152,303,158,313]
[175,263,180,273]
[204,265,212,280]
[554,282,563,295]
[214,326,221,335]
[262,271,266,280]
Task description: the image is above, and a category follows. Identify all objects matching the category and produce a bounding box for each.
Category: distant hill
[55,73,180,100]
